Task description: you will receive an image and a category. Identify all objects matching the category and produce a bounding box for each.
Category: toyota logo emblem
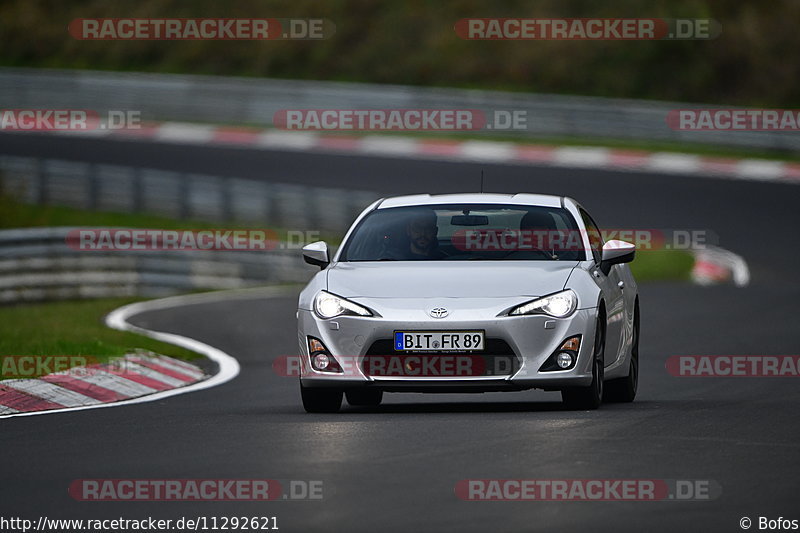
[429,307,449,318]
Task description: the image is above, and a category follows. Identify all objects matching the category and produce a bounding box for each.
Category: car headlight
[506,289,578,318]
[314,290,373,319]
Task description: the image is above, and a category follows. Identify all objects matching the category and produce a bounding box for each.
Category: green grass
[0,297,201,379]
[629,249,695,282]
[0,195,224,231]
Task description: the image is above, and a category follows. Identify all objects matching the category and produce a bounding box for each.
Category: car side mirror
[302,241,330,269]
[600,240,635,273]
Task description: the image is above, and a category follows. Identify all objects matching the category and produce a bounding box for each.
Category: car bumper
[297,306,598,391]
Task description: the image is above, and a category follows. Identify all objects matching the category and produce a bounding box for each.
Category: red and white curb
[42,122,800,184]
[691,246,751,287]
[0,352,206,416]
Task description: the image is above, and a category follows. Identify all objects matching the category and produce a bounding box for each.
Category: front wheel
[562,316,605,410]
[301,384,342,413]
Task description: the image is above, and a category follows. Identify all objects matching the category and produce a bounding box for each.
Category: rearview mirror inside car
[451,215,489,226]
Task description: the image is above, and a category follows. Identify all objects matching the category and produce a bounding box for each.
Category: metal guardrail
[1,67,797,151]
[0,154,378,303]
[0,227,315,303]
[0,155,378,233]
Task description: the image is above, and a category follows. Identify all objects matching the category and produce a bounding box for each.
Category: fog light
[307,336,342,373]
[538,335,582,372]
[313,353,330,370]
[556,352,573,369]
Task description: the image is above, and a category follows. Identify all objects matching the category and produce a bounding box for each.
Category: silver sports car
[297,193,639,412]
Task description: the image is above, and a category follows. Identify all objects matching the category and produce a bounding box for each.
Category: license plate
[394,331,484,352]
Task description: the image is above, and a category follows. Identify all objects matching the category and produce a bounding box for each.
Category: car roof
[377,193,564,209]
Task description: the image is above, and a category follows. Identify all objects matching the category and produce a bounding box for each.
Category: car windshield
[340,204,587,261]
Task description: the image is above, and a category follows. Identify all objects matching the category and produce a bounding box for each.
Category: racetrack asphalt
[1,132,799,532]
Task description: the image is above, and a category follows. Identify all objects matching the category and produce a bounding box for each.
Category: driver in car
[405,210,446,259]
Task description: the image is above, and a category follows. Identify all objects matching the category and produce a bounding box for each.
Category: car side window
[579,209,603,264]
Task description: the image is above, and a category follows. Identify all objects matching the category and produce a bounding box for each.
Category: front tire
[562,315,605,410]
[301,384,342,413]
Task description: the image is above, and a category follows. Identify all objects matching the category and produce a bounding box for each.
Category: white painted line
[459,141,517,162]
[647,153,701,174]
[0,286,296,419]
[154,122,216,144]
[553,147,610,167]
[2,379,101,407]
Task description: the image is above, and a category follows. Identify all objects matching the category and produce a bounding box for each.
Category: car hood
[327,261,577,299]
